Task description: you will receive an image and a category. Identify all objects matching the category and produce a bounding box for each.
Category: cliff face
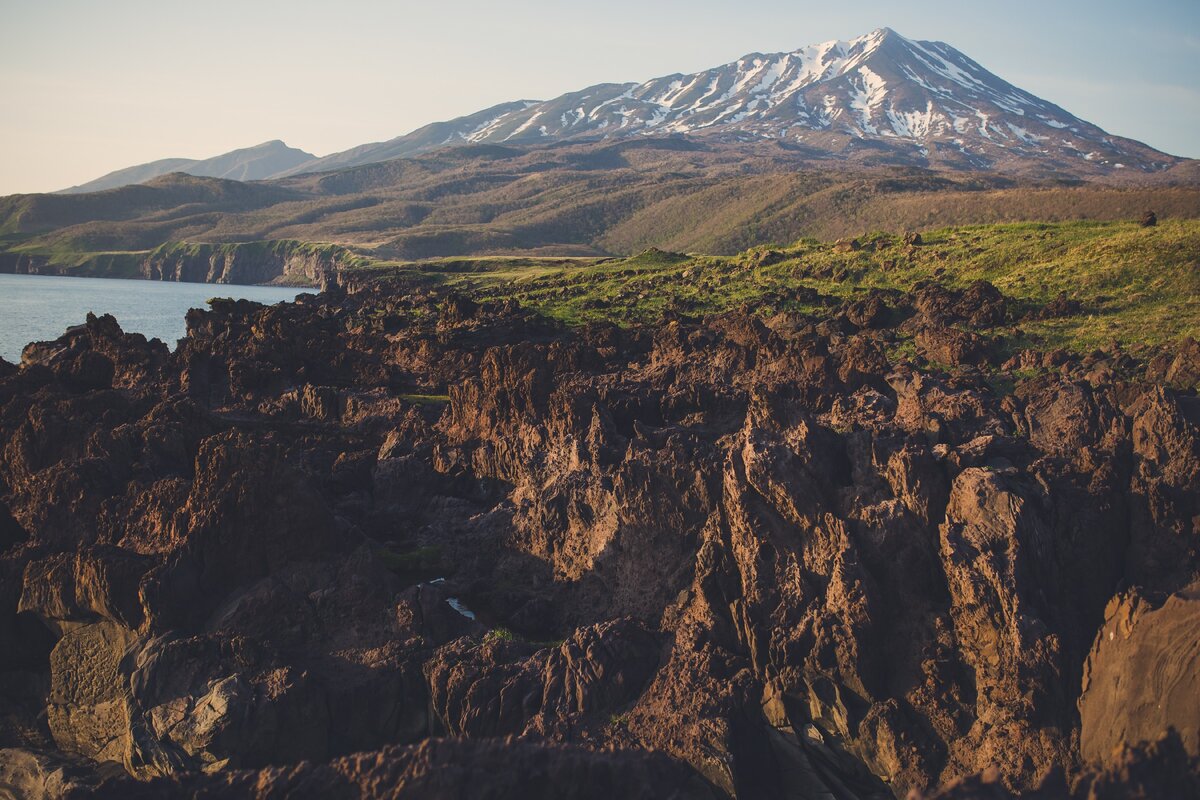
[0,241,351,286]
[0,252,45,274]
[139,242,348,285]
[0,285,1196,799]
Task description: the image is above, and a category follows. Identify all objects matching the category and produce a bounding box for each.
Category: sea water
[0,273,305,362]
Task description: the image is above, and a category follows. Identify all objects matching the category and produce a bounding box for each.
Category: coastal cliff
[0,240,361,287]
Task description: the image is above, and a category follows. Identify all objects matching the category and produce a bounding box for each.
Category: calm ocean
[0,274,305,362]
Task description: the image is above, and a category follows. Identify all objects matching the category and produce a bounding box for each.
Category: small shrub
[484,628,516,643]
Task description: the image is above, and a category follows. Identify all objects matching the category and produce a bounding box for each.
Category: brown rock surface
[0,281,1196,797]
[1079,584,1200,763]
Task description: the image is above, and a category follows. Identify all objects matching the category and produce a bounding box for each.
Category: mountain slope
[59,140,318,194]
[5,139,1198,265]
[271,101,536,178]
[287,28,1179,178]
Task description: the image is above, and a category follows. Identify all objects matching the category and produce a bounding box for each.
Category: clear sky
[1,0,1197,194]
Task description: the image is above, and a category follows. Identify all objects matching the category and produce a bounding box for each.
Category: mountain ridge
[58,139,317,194]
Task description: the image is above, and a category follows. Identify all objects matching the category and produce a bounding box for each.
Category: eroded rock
[0,281,1195,798]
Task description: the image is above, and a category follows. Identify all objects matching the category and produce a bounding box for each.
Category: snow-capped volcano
[467,27,1069,144]
[282,27,1174,179]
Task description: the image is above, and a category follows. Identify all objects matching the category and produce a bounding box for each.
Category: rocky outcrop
[0,279,1195,797]
[1078,584,1200,764]
[17,312,168,390]
[917,730,1200,799]
[913,280,1007,328]
[1028,292,1083,321]
[1145,337,1200,390]
[425,618,660,738]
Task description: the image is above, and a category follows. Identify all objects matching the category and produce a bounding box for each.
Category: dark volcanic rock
[845,294,889,330]
[0,503,25,553]
[426,617,660,738]
[1028,292,1083,321]
[913,280,1007,328]
[1145,337,1200,390]
[916,324,992,366]
[30,737,722,799]
[0,280,1196,798]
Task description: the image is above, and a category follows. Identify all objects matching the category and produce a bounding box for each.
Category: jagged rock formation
[0,279,1196,798]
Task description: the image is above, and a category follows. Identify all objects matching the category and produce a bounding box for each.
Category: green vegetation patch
[451,219,1199,351]
[398,393,451,405]
[483,627,517,643]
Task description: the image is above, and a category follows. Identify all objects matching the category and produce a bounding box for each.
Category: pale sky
[1,0,1197,195]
